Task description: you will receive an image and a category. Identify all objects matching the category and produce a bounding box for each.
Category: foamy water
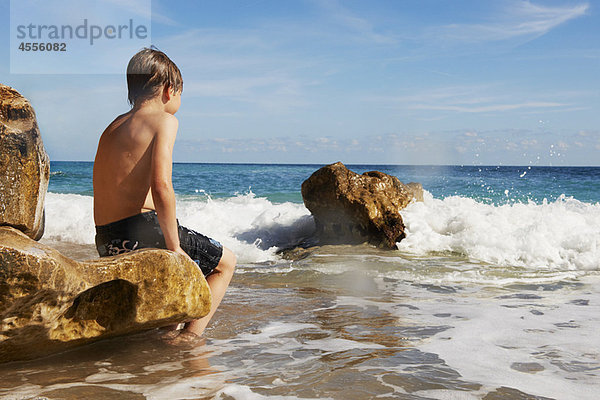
[44,190,600,274]
[399,191,600,271]
[43,192,314,263]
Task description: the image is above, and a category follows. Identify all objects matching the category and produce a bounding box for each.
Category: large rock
[0,226,211,363]
[301,162,423,249]
[0,84,49,240]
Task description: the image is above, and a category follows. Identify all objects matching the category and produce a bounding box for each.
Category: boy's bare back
[93,107,177,226]
[92,48,236,338]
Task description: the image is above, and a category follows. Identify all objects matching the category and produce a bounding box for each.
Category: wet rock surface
[0,84,49,240]
[301,162,423,249]
[0,226,211,363]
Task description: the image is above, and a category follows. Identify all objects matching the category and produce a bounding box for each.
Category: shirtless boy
[93,48,236,339]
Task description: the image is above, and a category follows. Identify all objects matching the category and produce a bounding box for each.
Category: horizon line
[48,160,600,168]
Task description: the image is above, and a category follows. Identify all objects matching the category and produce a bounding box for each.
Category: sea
[1,162,599,400]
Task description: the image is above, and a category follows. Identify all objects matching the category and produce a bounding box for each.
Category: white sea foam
[399,191,600,271]
[340,277,600,399]
[176,192,314,263]
[44,190,600,271]
[44,193,95,244]
[214,384,326,399]
[415,282,600,400]
[43,192,313,264]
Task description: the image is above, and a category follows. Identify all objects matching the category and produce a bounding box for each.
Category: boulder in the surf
[0,84,49,240]
[0,226,212,363]
[301,162,423,249]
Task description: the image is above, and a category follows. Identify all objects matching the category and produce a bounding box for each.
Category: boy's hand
[174,246,194,263]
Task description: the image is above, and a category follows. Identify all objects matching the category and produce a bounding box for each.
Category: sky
[1,0,599,165]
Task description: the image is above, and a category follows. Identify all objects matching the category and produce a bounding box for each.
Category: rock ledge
[0,226,211,363]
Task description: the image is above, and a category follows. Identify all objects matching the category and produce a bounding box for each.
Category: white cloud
[185,76,300,98]
[367,84,575,115]
[433,1,589,43]
[150,28,318,114]
[171,128,599,164]
[312,0,397,44]
[410,101,566,113]
[369,85,496,105]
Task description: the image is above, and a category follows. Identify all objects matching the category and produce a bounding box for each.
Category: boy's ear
[162,84,172,101]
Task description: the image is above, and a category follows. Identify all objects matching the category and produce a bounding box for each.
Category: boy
[93,48,236,339]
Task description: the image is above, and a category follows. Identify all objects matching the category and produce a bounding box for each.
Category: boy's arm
[150,115,182,253]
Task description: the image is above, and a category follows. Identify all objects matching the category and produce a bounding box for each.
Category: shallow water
[4,163,599,399]
[2,242,598,400]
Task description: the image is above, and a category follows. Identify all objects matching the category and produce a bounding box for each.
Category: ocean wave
[399,191,600,271]
[44,193,95,244]
[43,191,600,271]
[43,192,314,263]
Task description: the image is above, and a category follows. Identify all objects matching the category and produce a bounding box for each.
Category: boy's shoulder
[134,108,179,135]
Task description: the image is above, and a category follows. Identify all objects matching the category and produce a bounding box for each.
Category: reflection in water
[0,330,222,399]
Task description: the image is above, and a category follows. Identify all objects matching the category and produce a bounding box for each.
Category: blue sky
[1,0,599,165]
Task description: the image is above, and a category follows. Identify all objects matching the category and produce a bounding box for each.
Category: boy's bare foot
[163,330,205,346]
[159,329,181,341]
[158,322,186,340]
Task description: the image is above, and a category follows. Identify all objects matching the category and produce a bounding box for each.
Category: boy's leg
[183,246,236,336]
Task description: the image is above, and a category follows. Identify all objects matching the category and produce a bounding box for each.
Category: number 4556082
[18,42,66,51]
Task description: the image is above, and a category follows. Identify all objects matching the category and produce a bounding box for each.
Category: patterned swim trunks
[95,211,223,276]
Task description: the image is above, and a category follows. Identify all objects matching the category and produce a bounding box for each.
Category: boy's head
[126,47,183,107]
